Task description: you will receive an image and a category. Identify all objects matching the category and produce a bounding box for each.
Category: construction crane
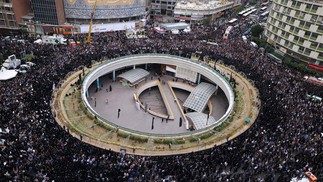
[86,0,98,44]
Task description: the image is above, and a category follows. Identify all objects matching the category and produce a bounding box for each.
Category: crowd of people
[0,18,322,181]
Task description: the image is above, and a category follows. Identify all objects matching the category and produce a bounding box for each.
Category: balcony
[310,45,317,49]
[309,37,317,41]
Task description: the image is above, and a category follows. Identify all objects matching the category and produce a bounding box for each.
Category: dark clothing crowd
[0,19,322,181]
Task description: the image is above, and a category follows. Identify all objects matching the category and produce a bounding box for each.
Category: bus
[223,26,233,40]
[238,6,255,17]
[266,53,282,64]
[260,11,269,19]
[243,9,257,18]
[261,1,269,6]
[260,7,267,12]
[228,18,238,25]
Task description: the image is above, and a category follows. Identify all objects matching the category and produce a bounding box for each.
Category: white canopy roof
[0,68,18,81]
[117,68,149,84]
[183,82,218,113]
[186,112,217,130]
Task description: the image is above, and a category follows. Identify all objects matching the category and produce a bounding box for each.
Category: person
[0,23,321,182]
[118,108,121,118]
[151,117,155,130]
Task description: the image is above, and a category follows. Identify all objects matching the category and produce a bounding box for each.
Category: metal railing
[79,54,235,138]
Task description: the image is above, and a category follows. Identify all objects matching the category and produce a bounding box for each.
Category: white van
[250,41,258,48]
[242,36,247,43]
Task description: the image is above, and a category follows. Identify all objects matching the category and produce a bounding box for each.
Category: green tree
[0,53,3,65]
[251,24,264,37]
[233,5,244,15]
[25,54,35,62]
[249,0,258,5]
[203,17,211,25]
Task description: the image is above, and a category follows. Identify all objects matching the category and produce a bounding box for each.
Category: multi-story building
[173,0,241,23]
[151,0,177,18]
[0,0,31,30]
[264,0,323,65]
[151,0,241,22]
[31,0,65,25]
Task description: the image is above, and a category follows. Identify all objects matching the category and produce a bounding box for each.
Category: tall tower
[31,0,65,25]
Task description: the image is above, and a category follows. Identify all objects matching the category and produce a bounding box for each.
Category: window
[299,37,305,44]
[278,22,283,27]
[311,15,317,22]
[318,16,323,24]
[312,5,319,12]
[304,48,311,55]
[305,31,311,37]
[318,25,323,32]
[304,22,311,28]
[292,1,296,6]
[311,33,318,40]
[318,44,323,50]
[284,41,289,46]
[294,28,300,34]
[299,12,305,19]
[311,42,318,49]
[299,20,305,27]
[299,46,304,53]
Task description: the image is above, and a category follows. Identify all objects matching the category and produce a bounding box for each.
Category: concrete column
[96,78,100,89]
[133,65,136,69]
[113,70,116,81]
[197,73,201,84]
[145,63,148,70]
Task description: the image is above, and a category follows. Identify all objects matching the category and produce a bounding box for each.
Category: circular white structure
[81,54,235,137]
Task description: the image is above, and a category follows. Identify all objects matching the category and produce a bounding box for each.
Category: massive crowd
[0,18,322,181]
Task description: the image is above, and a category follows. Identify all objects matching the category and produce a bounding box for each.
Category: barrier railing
[60,54,236,138]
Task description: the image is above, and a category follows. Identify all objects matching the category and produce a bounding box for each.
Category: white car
[171,29,179,34]
[26,62,36,67]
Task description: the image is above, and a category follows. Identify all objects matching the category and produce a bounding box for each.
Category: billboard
[79,22,136,33]
[64,0,146,19]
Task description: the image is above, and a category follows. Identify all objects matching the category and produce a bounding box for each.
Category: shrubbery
[214,122,230,132]
[284,58,323,77]
[154,139,185,145]
[199,132,214,140]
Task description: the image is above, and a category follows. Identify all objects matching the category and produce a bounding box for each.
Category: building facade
[0,0,31,30]
[173,0,240,23]
[264,0,323,65]
[63,0,146,24]
[150,0,241,22]
[150,0,177,17]
[31,0,65,25]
